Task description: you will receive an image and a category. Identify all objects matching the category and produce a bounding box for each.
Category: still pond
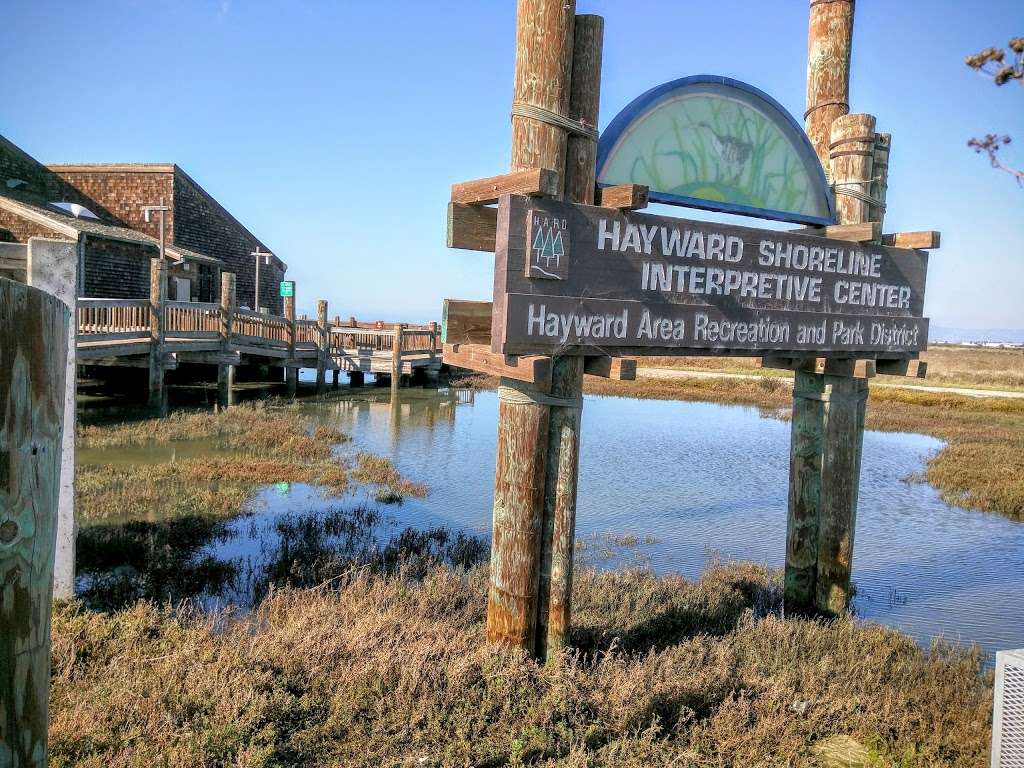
[79,385,1024,658]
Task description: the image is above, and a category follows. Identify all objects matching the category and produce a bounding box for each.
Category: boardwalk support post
[217,272,236,409]
[391,323,404,394]
[284,288,297,398]
[148,258,168,416]
[0,278,70,768]
[315,299,328,395]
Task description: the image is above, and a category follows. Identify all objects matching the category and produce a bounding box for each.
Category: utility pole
[251,246,271,312]
[142,198,170,416]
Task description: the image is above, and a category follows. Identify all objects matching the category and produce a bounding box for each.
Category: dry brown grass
[77,403,351,524]
[352,453,430,501]
[48,564,991,767]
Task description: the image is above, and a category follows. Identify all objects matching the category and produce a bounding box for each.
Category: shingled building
[0,135,286,311]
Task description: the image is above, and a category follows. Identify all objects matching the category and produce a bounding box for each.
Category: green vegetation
[49,563,991,767]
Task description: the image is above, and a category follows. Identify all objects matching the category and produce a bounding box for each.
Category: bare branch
[968,134,1024,186]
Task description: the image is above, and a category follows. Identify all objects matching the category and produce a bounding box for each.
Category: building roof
[0,188,223,265]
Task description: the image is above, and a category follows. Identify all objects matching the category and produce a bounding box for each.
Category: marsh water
[78,385,1024,658]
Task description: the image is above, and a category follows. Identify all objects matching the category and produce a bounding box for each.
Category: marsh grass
[353,452,430,501]
[76,402,354,524]
[49,563,992,767]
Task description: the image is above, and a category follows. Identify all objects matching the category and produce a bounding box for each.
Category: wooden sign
[492,194,929,357]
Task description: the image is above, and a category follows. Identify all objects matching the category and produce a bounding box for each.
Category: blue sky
[2,1,1021,330]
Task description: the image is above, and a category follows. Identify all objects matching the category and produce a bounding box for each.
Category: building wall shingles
[82,238,155,299]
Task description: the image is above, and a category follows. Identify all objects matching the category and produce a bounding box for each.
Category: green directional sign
[279,280,295,298]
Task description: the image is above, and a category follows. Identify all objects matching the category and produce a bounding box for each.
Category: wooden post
[349,371,364,388]
[391,323,403,394]
[535,12,602,662]
[804,0,854,170]
[811,112,876,616]
[284,291,297,398]
[816,375,868,615]
[429,321,438,357]
[0,278,70,768]
[830,113,877,225]
[871,132,891,230]
[217,272,236,409]
[148,258,168,416]
[486,0,576,655]
[316,300,328,395]
[26,238,78,601]
[784,370,825,612]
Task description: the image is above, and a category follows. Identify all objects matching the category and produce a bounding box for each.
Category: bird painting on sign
[526,210,570,280]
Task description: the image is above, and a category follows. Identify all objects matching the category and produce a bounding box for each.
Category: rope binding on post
[511,101,599,142]
[497,384,583,410]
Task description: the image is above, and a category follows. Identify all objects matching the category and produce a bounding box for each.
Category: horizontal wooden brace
[443,342,552,392]
[881,231,941,250]
[876,358,928,378]
[790,221,881,242]
[447,202,497,252]
[442,298,492,345]
[759,356,877,379]
[583,356,637,381]
[595,184,649,210]
[451,168,559,206]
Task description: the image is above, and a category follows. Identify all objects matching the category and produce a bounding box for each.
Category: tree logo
[526,211,570,280]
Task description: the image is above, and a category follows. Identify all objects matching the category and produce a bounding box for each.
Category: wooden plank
[791,221,881,242]
[759,356,876,379]
[443,342,552,392]
[442,299,493,344]
[1,278,69,768]
[582,355,636,380]
[876,358,927,378]
[595,183,649,210]
[881,231,940,250]
[447,202,498,252]
[451,168,559,205]
[87,354,178,370]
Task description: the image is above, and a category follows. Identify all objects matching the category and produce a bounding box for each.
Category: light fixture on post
[251,246,272,312]
[141,197,171,262]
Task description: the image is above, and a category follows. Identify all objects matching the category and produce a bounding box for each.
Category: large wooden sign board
[492,194,928,358]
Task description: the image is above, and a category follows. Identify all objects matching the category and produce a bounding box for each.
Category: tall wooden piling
[486,0,576,654]
[315,300,328,395]
[804,0,854,169]
[148,258,168,416]
[813,112,877,615]
[816,375,868,615]
[784,369,825,611]
[217,272,236,409]
[284,290,297,398]
[391,323,403,394]
[535,12,602,662]
[0,278,70,768]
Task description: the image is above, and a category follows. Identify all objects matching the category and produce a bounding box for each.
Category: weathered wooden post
[315,299,328,395]
[804,0,854,169]
[26,238,78,600]
[217,272,236,409]
[1,278,70,768]
[784,366,825,610]
[389,323,403,393]
[814,112,877,615]
[148,258,168,416]
[785,0,856,614]
[535,12,602,662]
[284,288,297,398]
[485,0,577,655]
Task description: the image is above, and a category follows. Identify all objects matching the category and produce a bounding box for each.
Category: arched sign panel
[597,75,837,226]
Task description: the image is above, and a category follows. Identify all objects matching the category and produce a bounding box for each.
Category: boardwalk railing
[77,297,441,363]
[164,301,220,339]
[77,298,150,342]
